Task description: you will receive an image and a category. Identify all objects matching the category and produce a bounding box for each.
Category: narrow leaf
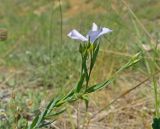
[46,108,66,118]
[76,73,85,92]
[86,77,114,93]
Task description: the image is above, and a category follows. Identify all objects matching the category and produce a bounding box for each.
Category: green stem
[153,77,159,118]
[85,50,93,91]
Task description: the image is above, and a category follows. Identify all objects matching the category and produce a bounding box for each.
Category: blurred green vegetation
[0,0,160,128]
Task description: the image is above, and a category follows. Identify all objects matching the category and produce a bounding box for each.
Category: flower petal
[92,23,98,31]
[67,29,88,42]
[98,27,112,37]
[87,27,112,43]
[87,29,102,43]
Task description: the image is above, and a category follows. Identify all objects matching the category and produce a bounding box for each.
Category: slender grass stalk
[120,0,154,42]
[123,0,160,126]
[49,5,54,65]
[59,0,63,44]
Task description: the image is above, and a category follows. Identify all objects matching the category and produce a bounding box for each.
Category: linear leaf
[76,73,85,92]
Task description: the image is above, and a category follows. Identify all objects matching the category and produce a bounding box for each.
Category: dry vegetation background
[0,0,160,129]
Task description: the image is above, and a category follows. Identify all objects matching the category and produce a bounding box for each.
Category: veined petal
[67,29,88,42]
[87,23,112,43]
[92,23,98,31]
[87,29,101,43]
[98,27,112,37]
[87,27,112,43]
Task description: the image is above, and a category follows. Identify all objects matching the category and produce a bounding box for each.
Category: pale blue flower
[68,23,112,43]
[67,29,88,42]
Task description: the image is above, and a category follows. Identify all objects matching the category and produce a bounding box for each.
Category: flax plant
[27,23,141,129]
